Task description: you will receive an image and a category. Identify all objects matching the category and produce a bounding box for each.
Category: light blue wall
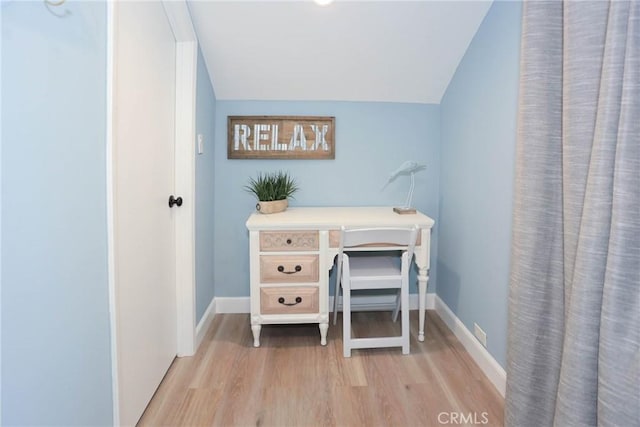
[439,1,522,368]
[1,2,113,425]
[214,101,440,297]
[195,48,217,322]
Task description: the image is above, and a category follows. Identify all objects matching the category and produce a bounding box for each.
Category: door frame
[162,0,198,359]
[106,1,197,424]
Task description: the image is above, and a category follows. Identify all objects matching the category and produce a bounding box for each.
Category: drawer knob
[277,265,302,274]
[278,296,303,306]
[286,239,292,245]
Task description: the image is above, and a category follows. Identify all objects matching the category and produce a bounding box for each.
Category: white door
[112,3,177,425]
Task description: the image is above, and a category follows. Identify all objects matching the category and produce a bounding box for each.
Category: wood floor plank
[138,311,504,426]
[425,314,504,425]
[329,385,382,427]
[165,388,223,427]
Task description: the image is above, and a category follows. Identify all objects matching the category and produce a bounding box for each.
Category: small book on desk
[393,207,417,215]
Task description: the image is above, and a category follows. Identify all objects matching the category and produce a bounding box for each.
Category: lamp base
[393,207,417,215]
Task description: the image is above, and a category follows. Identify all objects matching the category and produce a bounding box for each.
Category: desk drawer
[260,231,319,251]
[260,255,319,283]
[260,287,319,315]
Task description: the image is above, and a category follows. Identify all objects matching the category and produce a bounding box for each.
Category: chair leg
[392,289,401,322]
[401,282,410,355]
[343,284,351,358]
[333,261,342,326]
[333,282,341,325]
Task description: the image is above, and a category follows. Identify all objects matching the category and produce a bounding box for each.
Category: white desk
[246,207,435,347]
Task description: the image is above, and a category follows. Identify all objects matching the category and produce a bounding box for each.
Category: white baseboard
[214,294,436,314]
[434,295,506,397]
[215,296,251,314]
[195,298,216,350]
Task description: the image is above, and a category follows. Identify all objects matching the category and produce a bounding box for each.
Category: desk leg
[418,267,429,342]
[319,322,328,346]
[251,322,261,348]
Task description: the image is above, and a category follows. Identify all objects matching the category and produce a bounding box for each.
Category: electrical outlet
[197,134,204,154]
[474,323,487,348]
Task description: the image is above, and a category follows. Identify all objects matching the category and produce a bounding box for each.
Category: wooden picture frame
[227,115,335,160]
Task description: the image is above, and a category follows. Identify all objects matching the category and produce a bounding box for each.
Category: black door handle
[168,195,183,208]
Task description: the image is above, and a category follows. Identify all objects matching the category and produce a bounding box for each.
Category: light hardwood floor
[139,310,504,426]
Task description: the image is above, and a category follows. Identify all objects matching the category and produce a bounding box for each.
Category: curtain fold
[506,1,640,426]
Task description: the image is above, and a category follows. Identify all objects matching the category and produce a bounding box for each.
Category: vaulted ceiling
[187,1,492,104]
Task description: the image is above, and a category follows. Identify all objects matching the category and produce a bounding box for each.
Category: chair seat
[348,255,400,277]
[348,255,403,290]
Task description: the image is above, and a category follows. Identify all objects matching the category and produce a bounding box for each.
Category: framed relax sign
[227,115,335,160]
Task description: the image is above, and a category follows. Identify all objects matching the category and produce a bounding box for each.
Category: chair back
[338,226,419,264]
[335,226,420,356]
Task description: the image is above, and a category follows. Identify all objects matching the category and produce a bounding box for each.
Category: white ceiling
[187,0,492,104]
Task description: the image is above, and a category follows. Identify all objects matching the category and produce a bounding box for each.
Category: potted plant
[245,171,298,214]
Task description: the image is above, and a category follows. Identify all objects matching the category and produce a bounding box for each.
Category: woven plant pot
[256,199,288,214]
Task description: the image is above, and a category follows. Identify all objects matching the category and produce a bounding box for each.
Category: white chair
[332,226,418,357]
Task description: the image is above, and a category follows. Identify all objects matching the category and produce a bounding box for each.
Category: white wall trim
[434,295,506,397]
[215,297,252,314]
[214,294,436,314]
[163,1,198,358]
[162,1,197,42]
[195,298,217,349]
[0,7,3,420]
[426,293,437,310]
[173,38,197,357]
[105,2,120,425]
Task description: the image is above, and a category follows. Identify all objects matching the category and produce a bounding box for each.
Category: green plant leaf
[244,171,298,201]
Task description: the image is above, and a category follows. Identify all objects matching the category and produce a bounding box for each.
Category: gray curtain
[506,1,640,427]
